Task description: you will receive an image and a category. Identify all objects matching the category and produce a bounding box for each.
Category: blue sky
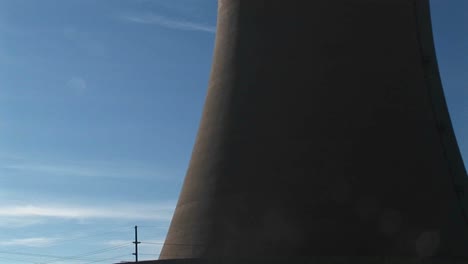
[0,1,466,263]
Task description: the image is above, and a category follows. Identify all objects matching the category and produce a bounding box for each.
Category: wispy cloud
[62,26,108,58]
[0,217,45,228]
[0,158,172,180]
[121,14,216,33]
[66,77,87,95]
[0,202,175,222]
[0,237,60,247]
[2,163,103,178]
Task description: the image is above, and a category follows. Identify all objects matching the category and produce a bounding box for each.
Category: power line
[140,241,202,247]
[73,243,131,257]
[140,241,163,245]
[0,227,164,264]
[138,226,169,228]
[0,250,96,261]
[0,249,133,264]
[0,255,40,264]
[80,253,132,264]
[37,243,132,264]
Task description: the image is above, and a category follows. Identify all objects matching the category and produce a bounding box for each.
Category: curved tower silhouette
[160,0,468,260]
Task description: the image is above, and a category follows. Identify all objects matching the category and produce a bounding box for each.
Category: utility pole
[132,225,141,262]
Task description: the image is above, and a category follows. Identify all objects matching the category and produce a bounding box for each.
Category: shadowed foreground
[118,256,468,264]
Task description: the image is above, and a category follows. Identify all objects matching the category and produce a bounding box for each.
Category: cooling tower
[159,0,468,261]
